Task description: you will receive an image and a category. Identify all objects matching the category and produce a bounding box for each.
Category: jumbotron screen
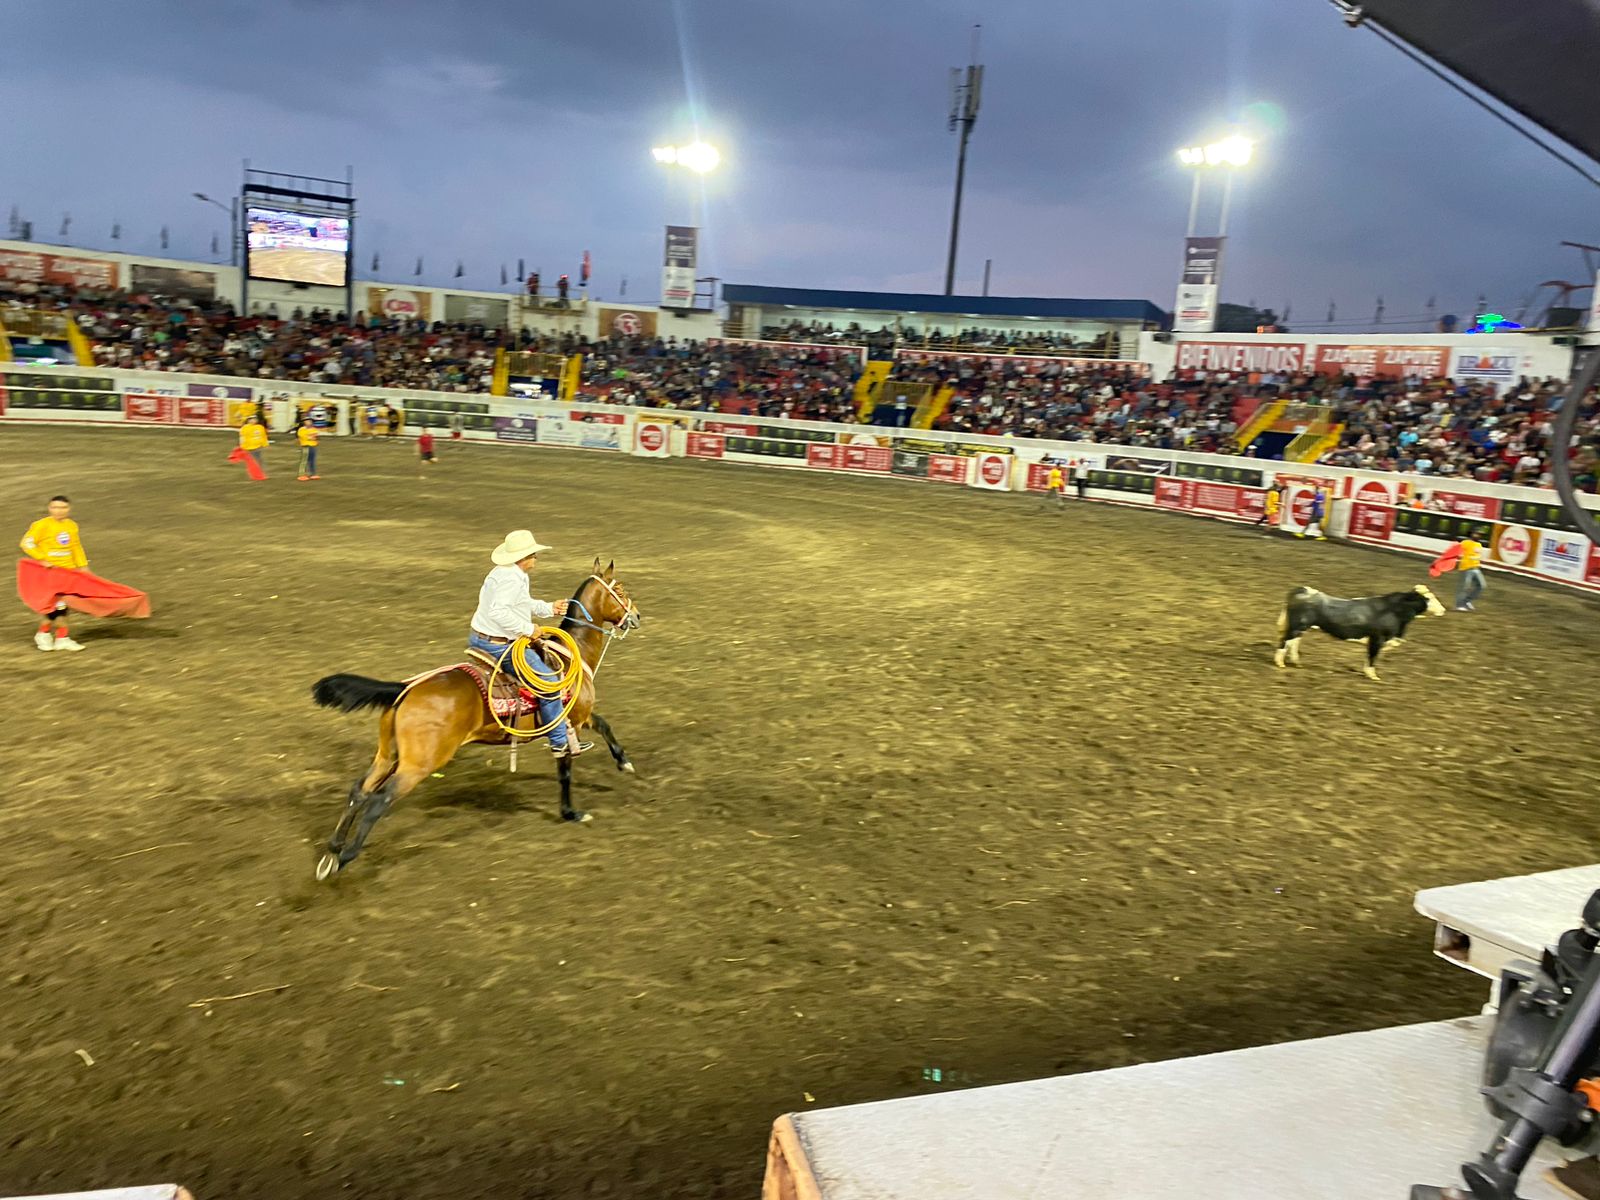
[245,207,351,287]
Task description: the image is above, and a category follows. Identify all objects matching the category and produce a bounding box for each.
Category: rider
[468,529,592,757]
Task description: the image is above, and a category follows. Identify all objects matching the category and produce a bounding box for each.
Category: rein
[563,574,640,677]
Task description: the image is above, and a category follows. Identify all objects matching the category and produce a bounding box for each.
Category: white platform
[773,1016,1568,1199]
[1416,864,1600,988]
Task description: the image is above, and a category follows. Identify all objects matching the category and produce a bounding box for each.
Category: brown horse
[309,559,641,879]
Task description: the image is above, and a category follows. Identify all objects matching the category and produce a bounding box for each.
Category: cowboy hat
[491,529,552,565]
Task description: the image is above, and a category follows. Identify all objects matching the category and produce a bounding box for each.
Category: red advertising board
[1313,344,1451,379]
[928,454,968,484]
[1174,340,1312,377]
[0,249,119,289]
[1352,478,1396,506]
[1153,477,1260,519]
[176,397,226,426]
[124,393,176,424]
[685,431,725,459]
[1588,545,1600,587]
[806,443,842,469]
[576,411,627,425]
[1429,490,1501,521]
[1349,502,1397,542]
[702,420,763,437]
[1155,477,1190,509]
[840,443,891,473]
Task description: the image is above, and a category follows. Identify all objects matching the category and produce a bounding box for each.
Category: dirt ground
[2,425,1597,1199]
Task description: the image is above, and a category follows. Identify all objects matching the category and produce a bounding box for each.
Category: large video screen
[245,206,350,287]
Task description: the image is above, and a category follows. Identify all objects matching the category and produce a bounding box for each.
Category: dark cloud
[2,0,1594,324]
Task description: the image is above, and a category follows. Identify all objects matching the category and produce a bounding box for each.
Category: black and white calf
[1274,584,1446,681]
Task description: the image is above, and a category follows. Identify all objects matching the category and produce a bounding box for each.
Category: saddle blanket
[400,661,566,721]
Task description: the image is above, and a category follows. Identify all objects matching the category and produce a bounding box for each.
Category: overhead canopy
[1351,0,1600,165]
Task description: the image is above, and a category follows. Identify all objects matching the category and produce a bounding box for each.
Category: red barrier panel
[124,393,175,424]
[928,454,969,484]
[840,444,891,473]
[685,432,725,459]
[1349,502,1396,542]
[807,443,842,469]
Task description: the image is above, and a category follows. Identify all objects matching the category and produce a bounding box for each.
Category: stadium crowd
[759,318,1123,358]
[1,273,1594,487]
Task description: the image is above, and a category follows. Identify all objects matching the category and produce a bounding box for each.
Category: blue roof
[721,283,1167,325]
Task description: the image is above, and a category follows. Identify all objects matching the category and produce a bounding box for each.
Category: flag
[415,256,423,276]
[517,257,526,280]
[454,260,464,278]
[500,263,508,286]
[371,252,380,272]
[6,205,17,235]
[581,250,591,284]
[1282,299,1292,322]
[211,233,219,256]
[1375,296,1385,322]
[160,225,169,250]
[1327,300,1336,323]
[59,214,71,238]
[111,220,121,241]
[621,276,627,297]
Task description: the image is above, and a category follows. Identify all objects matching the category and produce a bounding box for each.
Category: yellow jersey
[1047,468,1064,490]
[1459,539,1484,570]
[1265,490,1282,514]
[297,425,319,447]
[20,517,87,569]
[239,423,269,451]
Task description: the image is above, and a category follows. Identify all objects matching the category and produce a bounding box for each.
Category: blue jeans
[1455,568,1485,608]
[468,632,567,747]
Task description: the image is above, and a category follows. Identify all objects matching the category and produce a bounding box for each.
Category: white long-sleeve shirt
[470,565,556,639]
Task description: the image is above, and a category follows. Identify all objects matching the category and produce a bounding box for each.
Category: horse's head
[585,557,642,635]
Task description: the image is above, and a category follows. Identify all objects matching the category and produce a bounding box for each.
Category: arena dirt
[2,426,1596,1199]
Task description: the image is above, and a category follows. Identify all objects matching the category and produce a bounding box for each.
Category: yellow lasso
[485,626,584,739]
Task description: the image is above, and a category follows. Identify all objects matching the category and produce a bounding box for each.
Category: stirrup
[551,739,595,758]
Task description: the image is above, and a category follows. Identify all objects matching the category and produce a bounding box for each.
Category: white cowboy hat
[491,529,552,565]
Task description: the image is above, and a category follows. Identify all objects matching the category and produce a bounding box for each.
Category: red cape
[1428,545,1462,578]
[16,558,151,619]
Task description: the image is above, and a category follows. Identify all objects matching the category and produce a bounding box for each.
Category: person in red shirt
[417,426,437,467]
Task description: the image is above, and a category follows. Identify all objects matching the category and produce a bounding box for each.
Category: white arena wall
[3,359,1598,597]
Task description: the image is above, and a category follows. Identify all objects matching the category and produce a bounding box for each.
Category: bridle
[564,574,641,675]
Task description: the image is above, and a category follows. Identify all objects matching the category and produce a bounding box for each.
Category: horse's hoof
[562,810,593,823]
[620,760,635,774]
[315,852,340,881]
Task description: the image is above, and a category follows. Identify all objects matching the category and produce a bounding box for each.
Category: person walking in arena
[238,415,270,480]
[1453,533,1486,611]
[417,425,437,467]
[1071,458,1089,500]
[1296,485,1329,540]
[17,496,150,652]
[1042,462,1067,513]
[467,530,592,757]
[296,416,321,481]
[1255,481,1284,531]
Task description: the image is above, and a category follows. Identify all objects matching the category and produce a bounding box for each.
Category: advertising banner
[1349,502,1397,542]
[928,454,970,484]
[1172,284,1219,334]
[1536,532,1589,582]
[1174,340,1312,378]
[176,396,227,426]
[596,306,658,340]
[1491,523,1537,567]
[685,431,725,459]
[702,420,765,437]
[0,249,119,289]
[807,443,842,470]
[1428,490,1501,520]
[969,452,1012,491]
[1589,545,1600,587]
[493,415,540,443]
[1590,268,1600,334]
[1352,478,1397,506]
[129,265,216,302]
[1313,344,1451,379]
[366,286,433,323]
[1172,236,1223,333]
[123,392,175,424]
[661,225,697,308]
[442,294,510,326]
[537,416,623,450]
[632,420,672,458]
[840,443,892,473]
[1103,453,1174,476]
[1451,348,1519,385]
[891,448,930,480]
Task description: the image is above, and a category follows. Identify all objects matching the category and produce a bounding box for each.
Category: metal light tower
[943,26,984,296]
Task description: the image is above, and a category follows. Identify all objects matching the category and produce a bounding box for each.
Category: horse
[309,559,642,879]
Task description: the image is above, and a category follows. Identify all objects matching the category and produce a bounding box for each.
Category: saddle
[400,658,543,721]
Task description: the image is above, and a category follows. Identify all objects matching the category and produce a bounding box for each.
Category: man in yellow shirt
[239,416,269,480]
[19,496,88,651]
[1455,536,1486,611]
[1042,463,1066,513]
[296,417,321,482]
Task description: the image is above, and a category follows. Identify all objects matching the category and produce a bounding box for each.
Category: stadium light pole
[192,191,238,266]
[943,27,984,296]
[652,143,722,308]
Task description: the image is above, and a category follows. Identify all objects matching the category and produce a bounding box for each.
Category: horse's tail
[312,674,406,714]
